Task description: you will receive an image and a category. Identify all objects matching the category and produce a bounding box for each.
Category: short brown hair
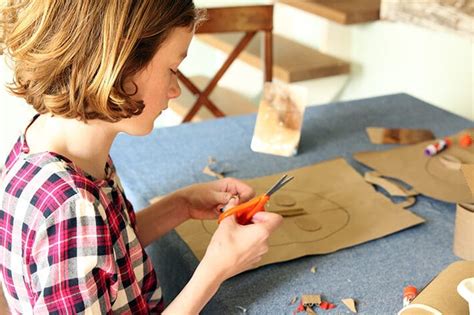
[0,0,206,122]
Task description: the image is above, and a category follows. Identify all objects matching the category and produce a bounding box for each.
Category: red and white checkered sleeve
[29,197,117,314]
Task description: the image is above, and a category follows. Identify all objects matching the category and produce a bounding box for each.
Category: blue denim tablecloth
[111,93,474,314]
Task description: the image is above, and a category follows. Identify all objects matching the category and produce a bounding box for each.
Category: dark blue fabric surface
[111,93,473,314]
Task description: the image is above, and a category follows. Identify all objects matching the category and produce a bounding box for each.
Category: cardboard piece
[398,261,474,315]
[342,298,357,313]
[251,82,307,157]
[462,164,474,196]
[290,296,298,305]
[366,127,435,144]
[202,156,233,179]
[302,294,321,307]
[174,158,424,267]
[453,203,474,260]
[354,129,474,204]
[453,164,474,260]
[364,171,417,197]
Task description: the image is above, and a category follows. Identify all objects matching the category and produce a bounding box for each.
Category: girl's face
[118,26,193,136]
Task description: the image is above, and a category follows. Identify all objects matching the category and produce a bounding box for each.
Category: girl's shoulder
[1,137,106,223]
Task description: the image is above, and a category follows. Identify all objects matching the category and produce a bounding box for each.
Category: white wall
[279,3,474,119]
[180,2,474,120]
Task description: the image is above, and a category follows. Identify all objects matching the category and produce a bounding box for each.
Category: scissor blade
[265,175,294,196]
[264,175,287,196]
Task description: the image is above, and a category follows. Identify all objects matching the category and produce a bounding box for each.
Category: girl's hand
[179,178,255,220]
[201,211,283,281]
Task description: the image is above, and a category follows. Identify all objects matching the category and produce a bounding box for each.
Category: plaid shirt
[0,125,164,314]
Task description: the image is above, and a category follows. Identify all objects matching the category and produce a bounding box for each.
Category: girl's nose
[168,77,181,99]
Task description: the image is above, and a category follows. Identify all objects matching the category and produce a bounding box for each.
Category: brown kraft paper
[172,158,425,268]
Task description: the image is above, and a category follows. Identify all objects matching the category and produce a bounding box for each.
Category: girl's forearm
[134,190,190,247]
[163,258,224,314]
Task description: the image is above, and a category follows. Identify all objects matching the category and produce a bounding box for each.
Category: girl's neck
[26,114,118,180]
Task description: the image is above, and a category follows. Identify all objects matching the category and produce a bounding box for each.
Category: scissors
[218,174,294,225]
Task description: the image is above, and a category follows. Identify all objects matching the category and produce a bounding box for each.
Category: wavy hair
[0,0,206,122]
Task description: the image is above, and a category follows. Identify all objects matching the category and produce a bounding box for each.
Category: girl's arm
[163,212,283,314]
[134,178,255,248]
[134,190,190,247]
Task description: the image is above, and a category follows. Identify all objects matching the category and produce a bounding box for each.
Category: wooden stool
[177,4,273,122]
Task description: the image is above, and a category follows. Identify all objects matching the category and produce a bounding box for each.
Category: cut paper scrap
[355,129,474,204]
[364,171,417,197]
[366,127,435,144]
[202,156,233,179]
[342,298,357,313]
[302,294,321,307]
[319,301,336,310]
[274,194,297,206]
[272,208,306,217]
[295,216,322,232]
[174,158,424,268]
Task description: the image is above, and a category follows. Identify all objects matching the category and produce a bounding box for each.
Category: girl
[0,1,283,313]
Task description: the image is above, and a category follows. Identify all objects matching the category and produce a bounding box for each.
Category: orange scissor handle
[242,195,269,223]
[218,194,270,225]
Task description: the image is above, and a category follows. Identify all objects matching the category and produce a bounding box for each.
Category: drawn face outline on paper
[202,188,350,246]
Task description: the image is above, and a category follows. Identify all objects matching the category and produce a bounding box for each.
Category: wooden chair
[177,4,273,122]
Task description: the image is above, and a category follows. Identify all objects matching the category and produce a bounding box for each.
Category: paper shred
[272,208,306,217]
[202,165,224,179]
[202,156,234,179]
[302,294,321,307]
[235,305,247,314]
[290,296,299,305]
[342,298,357,313]
[274,194,297,206]
[305,306,317,315]
[319,301,336,310]
[310,265,317,273]
[294,301,306,314]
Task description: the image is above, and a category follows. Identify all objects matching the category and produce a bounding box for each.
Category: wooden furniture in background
[198,33,349,83]
[278,0,380,24]
[177,5,273,122]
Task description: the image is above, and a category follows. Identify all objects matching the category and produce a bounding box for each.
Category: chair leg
[263,30,273,82]
[179,32,257,123]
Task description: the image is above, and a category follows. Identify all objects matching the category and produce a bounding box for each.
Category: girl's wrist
[171,188,192,221]
[198,254,227,286]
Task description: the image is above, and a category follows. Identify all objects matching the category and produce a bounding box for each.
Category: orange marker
[460,134,472,147]
[403,285,417,307]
